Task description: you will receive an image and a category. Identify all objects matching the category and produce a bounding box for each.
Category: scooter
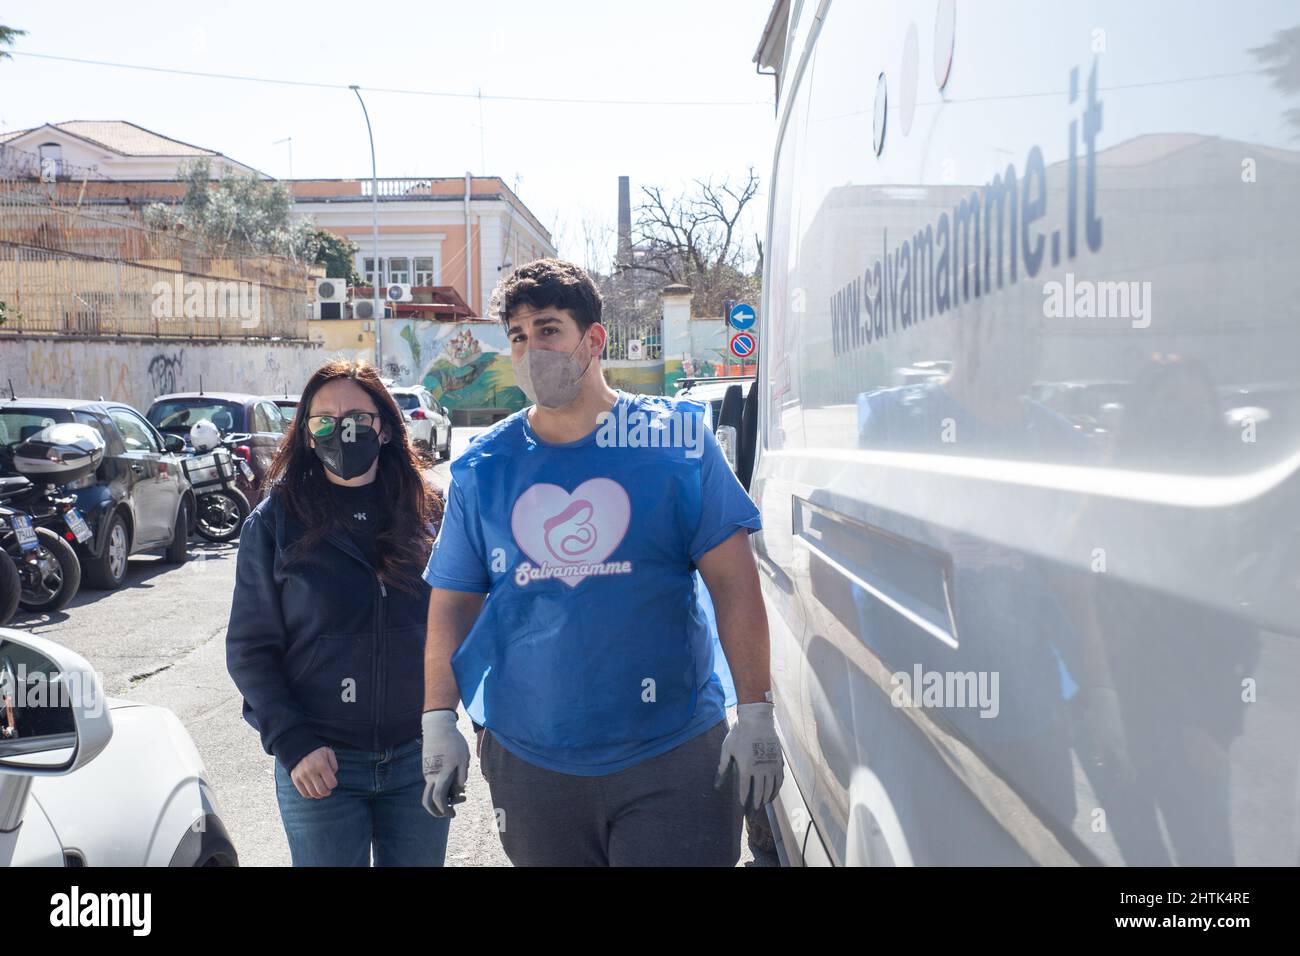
[182,423,256,543]
[0,423,102,614]
[0,481,87,614]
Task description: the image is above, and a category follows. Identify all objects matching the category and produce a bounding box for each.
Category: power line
[8,50,771,108]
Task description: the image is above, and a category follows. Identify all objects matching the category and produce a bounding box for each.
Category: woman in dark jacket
[226,360,448,866]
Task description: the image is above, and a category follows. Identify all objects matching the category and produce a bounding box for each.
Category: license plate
[64,508,92,544]
[10,513,38,552]
[238,461,254,480]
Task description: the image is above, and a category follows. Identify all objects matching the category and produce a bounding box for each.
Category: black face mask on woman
[310,418,382,480]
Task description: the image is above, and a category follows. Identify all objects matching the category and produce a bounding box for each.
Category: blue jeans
[274,736,450,866]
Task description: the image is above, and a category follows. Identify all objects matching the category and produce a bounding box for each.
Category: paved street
[6,425,769,867]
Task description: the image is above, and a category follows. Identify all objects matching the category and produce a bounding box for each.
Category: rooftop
[0,121,223,158]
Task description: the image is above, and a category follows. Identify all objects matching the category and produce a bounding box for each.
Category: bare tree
[624,168,763,317]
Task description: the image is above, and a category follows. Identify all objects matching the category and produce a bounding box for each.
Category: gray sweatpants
[479,718,742,867]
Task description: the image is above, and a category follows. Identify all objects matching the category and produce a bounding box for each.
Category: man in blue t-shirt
[419,258,782,866]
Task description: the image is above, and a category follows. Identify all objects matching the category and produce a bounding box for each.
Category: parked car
[0,399,194,590]
[0,627,238,865]
[388,386,452,460]
[146,392,286,504]
[675,376,756,431]
[267,393,301,429]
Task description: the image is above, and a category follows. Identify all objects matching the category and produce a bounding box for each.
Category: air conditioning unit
[313,301,343,320]
[315,278,349,302]
[352,300,392,321]
[386,283,413,302]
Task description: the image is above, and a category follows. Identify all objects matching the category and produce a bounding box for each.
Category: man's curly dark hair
[489,258,603,332]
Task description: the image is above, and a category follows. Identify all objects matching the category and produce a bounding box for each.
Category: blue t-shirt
[423,391,762,775]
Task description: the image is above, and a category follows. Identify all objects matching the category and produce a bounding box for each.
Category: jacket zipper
[373,576,386,752]
[324,529,388,754]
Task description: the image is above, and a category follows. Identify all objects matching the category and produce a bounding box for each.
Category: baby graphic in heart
[510,478,632,587]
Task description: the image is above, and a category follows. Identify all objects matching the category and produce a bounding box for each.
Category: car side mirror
[718,385,744,433]
[163,434,186,454]
[0,628,112,778]
[715,385,746,473]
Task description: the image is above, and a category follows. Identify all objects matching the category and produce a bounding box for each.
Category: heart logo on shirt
[510,478,631,587]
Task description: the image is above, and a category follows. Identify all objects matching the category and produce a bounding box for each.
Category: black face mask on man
[309,414,383,480]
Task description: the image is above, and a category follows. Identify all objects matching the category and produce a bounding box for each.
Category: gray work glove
[421,709,469,817]
[715,701,784,811]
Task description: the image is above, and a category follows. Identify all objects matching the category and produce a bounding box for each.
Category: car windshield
[148,401,244,434]
[391,393,421,411]
[0,409,74,476]
[0,408,73,449]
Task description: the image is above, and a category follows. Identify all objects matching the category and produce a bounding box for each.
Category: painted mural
[381,320,525,412]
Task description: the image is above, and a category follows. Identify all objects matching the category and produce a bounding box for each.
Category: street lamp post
[349,85,382,374]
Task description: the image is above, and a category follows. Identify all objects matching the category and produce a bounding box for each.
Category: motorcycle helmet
[190,419,221,452]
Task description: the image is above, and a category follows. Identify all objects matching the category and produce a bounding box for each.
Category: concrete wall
[663,289,737,393]
[309,318,375,360]
[1,335,325,412]
[604,359,667,395]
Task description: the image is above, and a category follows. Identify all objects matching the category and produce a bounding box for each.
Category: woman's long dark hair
[265,360,443,593]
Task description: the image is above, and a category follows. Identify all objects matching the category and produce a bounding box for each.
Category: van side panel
[755,0,1300,865]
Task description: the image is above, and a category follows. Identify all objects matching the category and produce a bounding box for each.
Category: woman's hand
[291,746,339,798]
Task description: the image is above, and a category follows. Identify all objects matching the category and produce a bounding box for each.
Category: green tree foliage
[143,158,316,259]
[0,25,26,60]
[306,228,361,285]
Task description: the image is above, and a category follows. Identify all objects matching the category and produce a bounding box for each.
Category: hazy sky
[0,0,778,262]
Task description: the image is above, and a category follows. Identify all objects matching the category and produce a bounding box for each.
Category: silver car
[1,629,237,866]
[388,386,453,461]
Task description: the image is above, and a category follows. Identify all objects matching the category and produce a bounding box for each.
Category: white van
[747,0,1300,865]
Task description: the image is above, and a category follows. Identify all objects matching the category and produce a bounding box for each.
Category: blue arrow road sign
[729,302,756,330]
[729,331,756,358]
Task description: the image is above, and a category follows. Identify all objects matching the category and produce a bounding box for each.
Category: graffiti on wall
[21,346,142,402]
[147,350,185,397]
[3,339,323,411]
[26,346,76,392]
[382,320,525,411]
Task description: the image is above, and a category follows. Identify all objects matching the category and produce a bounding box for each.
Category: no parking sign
[729,331,756,358]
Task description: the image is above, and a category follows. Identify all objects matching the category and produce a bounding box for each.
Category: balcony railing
[360,178,436,198]
[0,143,106,184]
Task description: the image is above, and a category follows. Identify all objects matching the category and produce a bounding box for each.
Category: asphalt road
[7,425,770,867]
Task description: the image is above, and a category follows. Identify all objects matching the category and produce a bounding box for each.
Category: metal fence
[0,176,311,340]
[603,320,663,361]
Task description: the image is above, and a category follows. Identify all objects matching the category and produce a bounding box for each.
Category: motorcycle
[182,423,256,543]
[0,423,102,614]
